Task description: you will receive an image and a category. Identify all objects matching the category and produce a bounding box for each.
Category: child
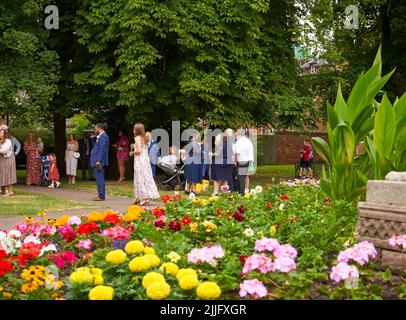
[299,151,306,178]
[48,153,61,188]
[36,137,44,158]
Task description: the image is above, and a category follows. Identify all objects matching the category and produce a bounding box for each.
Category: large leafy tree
[73,0,317,130]
[0,0,59,124]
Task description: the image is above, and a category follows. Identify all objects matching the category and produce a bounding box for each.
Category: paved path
[0,185,160,230]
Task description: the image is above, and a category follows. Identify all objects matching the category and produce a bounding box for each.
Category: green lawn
[0,190,97,216]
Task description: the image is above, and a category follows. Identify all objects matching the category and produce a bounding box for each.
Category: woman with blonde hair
[129,123,159,206]
[0,125,17,196]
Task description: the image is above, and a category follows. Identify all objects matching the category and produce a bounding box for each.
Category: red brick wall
[274,132,328,164]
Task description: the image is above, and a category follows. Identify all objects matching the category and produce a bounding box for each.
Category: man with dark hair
[90,123,110,201]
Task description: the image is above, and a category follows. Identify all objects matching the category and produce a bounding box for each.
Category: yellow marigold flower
[143,247,155,255]
[244,193,251,199]
[56,215,70,226]
[144,254,160,267]
[104,209,116,216]
[90,267,103,276]
[196,281,221,300]
[178,275,199,291]
[202,220,217,231]
[2,292,12,299]
[37,211,46,217]
[25,216,34,223]
[142,272,166,288]
[189,222,198,233]
[105,249,127,264]
[69,270,94,284]
[87,211,104,222]
[125,240,144,255]
[146,281,171,300]
[89,285,114,300]
[270,225,277,235]
[167,251,181,263]
[209,196,219,202]
[160,262,179,277]
[123,212,140,222]
[127,205,145,215]
[129,256,151,272]
[176,268,197,282]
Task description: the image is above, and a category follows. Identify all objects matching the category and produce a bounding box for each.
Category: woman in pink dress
[24,132,42,186]
[129,123,159,206]
[112,129,129,182]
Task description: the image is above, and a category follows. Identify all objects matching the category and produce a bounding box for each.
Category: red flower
[181,216,192,226]
[152,207,165,217]
[154,220,166,228]
[77,221,99,235]
[61,228,76,242]
[237,205,245,214]
[233,212,245,222]
[104,214,121,225]
[126,225,135,232]
[0,259,13,276]
[15,243,42,266]
[0,248,8,259]
[169,220,182,231]
[239,255,248,265]
[216,209,222,216]
[266,201,272,209]
[279,195,289,200]
[172,194,182,201]
[290,217,299,223]
[275,223,280,230]
[161,195,171,203]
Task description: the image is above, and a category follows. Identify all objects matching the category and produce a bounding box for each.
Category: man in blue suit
[90,123,110,201]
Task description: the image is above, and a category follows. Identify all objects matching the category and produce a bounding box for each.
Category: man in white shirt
[234,129,254,195]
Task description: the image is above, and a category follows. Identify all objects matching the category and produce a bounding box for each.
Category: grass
[0,190,97,216]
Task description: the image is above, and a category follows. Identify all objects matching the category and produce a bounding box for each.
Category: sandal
[139,200,150,206]
[132,199,140,205]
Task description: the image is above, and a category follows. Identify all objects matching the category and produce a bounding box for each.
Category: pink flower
[388,235,406,251]
[274,256,296,273]
[337,241,377,265]
[274,244,297,259]
[330,262,359,283]
[101,226,130,240]
[63,251,78,263]
[68,216,82,226]
[239,279,268,299]
[187,245,225,264]
[254,237,280,253]
[242,253,275,274]
[77,239,93,250]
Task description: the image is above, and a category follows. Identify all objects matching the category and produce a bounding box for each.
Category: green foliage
[313,47,406,201]
[68,114,92,139]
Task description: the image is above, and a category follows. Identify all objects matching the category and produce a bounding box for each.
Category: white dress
[66,142,78,176]
[133,137,160,200]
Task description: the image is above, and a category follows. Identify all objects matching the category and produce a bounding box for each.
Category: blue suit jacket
[90,132,110,168]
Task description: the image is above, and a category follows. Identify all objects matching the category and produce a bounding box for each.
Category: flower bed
[0,183,405,300]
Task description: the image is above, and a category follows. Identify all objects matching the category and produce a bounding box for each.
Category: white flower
[7,230,21,238]
[188,193,196,200]
[23,235,41,245]
[279,203,285,211]
[255,185,263,193]
[39,244,57,257]
[244,228,254,237]
[250,189,257,196]
[0,231,7,240]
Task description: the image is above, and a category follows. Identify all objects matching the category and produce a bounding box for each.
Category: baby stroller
[40,153,51,186]
[156,159,186,191]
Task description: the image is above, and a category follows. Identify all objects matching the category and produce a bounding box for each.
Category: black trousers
[237,161,250,195]
[81,155,92,179]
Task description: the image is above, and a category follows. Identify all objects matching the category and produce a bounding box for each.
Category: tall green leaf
[373,93,396,158]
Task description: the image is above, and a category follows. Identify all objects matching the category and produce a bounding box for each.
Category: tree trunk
[53,111,66,177]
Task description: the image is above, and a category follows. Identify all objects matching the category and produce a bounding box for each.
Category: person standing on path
[0,125,17,196]
[24,132,41,186]
[130,123,159,206]
[146,131,160,179]
[234,129,254,196]
[79,130,93,181]
[65,133,79,184]
[90,123,110,201]
[112,129,130,182]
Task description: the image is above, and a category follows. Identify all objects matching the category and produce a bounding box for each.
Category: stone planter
[356,174,406,274]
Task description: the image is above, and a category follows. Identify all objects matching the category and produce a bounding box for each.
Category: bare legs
[1,185,13,196]
[117,160,126,182]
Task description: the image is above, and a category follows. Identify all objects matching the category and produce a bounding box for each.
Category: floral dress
[115,135,129,161]
[24,142,41,185]
[133,137,159,200]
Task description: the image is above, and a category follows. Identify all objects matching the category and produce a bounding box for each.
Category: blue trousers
[151,163,157,179]
[94,166,107,199]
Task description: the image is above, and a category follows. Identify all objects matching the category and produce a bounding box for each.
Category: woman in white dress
[0,125,17,196]
[65,133,79,184]
[129,123,159,206]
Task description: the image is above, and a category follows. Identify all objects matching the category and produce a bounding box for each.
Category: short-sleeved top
[235,137,254,162]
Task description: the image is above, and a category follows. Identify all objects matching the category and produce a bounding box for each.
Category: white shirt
[0,139,13,158]
[234,137,254,162]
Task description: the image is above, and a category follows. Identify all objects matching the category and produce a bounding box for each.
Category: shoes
[48,184,55,188]
[55,182,61,188]
[92,197,105,201]
[3,192,13,197]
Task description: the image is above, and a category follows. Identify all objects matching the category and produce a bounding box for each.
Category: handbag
[73,152,81,159]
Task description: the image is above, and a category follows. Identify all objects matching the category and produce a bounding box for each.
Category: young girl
[48,153,61,188]
[36,137,44,158]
